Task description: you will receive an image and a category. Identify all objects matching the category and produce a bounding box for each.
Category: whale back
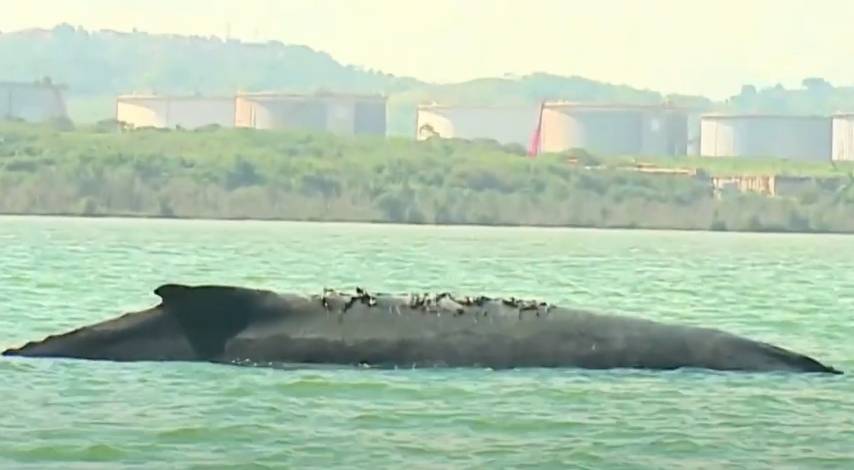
[154,284,288,359]
[2,284,843,374]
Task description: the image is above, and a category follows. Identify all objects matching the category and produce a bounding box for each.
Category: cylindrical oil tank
[539,103,687,156]
[354,99,387,135]
[686,112,703,156]
[415,105,542,146]
[700,114,831,161]
[235,93,386,136]
[116,95,235,129]
[832,114,854,161]
[116,96,170,128]
[161,97,234,129]
[235,94,328,131]
[0,82,68,122]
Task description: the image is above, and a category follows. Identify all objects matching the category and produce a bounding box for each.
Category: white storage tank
[115,95,235,129]
[415,104,542,147]
[0,81,68,122]
[538,102,688,156]
[700,114,831,161]
[831,113,854,161]
[234,92,387,136]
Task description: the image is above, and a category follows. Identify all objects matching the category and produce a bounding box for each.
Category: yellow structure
[711,175,775,198]
[832,113,854,161]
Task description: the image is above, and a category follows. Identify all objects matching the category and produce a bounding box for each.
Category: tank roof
[542,101,687,111]
[236,91,386,101]
[0,80,67,90]
[116,94,234,101]
[417,103,539,110]
[700,112,829,120]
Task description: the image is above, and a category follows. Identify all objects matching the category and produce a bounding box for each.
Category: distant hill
[0,24,420,127]
[2,24,854,135]
[0,23,417,95]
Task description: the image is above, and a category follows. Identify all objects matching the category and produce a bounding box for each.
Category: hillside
[4,24,854,136]
[0,24,417,95]
[0,24,694,134]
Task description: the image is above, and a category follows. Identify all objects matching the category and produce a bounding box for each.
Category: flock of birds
[316,287,556,319]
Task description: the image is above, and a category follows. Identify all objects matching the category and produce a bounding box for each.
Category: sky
[1,0,852,99]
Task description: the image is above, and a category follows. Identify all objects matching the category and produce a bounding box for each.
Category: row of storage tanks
[115,92,387,136]
[3,80,854,161]
[417,103,690,157]
[417,103,854,162]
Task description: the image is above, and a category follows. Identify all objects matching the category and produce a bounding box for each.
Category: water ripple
[1,217,853,468]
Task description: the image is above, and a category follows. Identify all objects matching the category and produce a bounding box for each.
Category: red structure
[528,101,544,157]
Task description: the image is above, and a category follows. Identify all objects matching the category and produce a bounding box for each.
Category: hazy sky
[1,0,852,99]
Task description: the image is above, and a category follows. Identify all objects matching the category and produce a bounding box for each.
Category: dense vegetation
[2,121,854,233]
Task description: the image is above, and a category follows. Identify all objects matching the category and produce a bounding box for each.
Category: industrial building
[699,114,831,161]
[686,112,703,156]
[115,94,235,129]
[0,81,68,122]
[831,113,854,161]
[415,104,542,147]
[234,92,387,136]
[537,102,688,156]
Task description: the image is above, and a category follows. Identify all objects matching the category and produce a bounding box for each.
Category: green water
[1,216,852,469]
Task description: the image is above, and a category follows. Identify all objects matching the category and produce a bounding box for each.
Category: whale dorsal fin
[153,284,261,360]
[154,283,192,303]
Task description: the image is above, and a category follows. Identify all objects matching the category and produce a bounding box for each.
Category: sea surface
[1,216,852,469]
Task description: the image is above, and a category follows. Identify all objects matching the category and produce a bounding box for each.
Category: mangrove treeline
[2,121,854,233]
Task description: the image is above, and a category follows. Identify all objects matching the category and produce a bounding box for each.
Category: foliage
[1,121,854,233]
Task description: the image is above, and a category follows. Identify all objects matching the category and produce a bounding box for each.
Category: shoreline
[3,121,854,237]
[2,211,852,236]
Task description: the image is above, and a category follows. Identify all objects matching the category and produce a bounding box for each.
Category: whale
[2,284,843,374]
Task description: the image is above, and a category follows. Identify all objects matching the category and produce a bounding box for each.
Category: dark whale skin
[2,284,843,375]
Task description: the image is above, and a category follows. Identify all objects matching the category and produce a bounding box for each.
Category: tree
[739,84,757,97]
[802,77,832,92]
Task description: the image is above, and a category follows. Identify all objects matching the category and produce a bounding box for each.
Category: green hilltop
[5,24,854,136]
[6,24,854,135]
[0,24,682,134]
